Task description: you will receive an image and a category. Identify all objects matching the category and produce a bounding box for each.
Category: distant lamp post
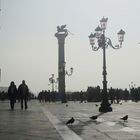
[49,74,58,92]
[64,62,73,76]
[66,67,73,76]
[89,17,125,113]
[129,81,136,90]
[63,62,74,101]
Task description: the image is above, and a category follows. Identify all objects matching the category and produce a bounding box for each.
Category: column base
[61,100,67,103]
[61,93,67,103]
[99,101,112,113]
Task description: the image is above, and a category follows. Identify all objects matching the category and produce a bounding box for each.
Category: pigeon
[66,104,68,107]
[90,115,98,120]
[120,115,128,121]
[95,104,98,107]
[66,117,75,125]
[120,103,122,105]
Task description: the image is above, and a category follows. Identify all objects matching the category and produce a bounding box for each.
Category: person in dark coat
[18,80,29,110]
[8,81,17,110]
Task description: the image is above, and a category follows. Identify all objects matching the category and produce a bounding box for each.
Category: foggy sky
[0,0,140,94]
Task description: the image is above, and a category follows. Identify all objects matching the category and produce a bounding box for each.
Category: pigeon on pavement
[90,115,98,120]
[120,115,128,121]
[66,117,75,125]
[95,104,98,107]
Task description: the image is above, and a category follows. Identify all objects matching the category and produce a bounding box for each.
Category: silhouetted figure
[115,88,121,104]
[90,115,98,120]
[109,87,115,104]
[66,104,68,107]
[120,115,128,121]
[124,88,129,102]
[8,81,17,110]
[66,117,75,125]
[80,91,84,103]
[18,80,29,110]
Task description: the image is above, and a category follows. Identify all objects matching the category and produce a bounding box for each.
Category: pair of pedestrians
[8,80,29,110]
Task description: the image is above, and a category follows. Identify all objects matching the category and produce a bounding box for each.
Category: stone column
[55,31,68,103]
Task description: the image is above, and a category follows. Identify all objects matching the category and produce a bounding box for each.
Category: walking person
[8,81,17,110]
[18,80,29,110]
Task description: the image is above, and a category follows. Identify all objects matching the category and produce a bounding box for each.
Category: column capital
[55,32,68,39]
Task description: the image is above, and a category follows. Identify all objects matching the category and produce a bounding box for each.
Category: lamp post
[66,67,73,76]
[49,74,58,92]
[89,17,125,113]
[129,81,136,92]
[63,62,73,76]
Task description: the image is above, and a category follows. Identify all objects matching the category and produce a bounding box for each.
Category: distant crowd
[37,86,140,103]
[1,85,140,105]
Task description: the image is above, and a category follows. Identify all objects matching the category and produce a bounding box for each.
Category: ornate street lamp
[89,17,125,113]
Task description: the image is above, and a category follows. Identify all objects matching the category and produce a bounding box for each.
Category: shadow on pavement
[116,120,128,127]
[67,112,105,135]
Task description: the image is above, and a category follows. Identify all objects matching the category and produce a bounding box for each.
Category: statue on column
[57,25,68,34]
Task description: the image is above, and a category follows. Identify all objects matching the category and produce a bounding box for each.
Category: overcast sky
[0,0,140,94]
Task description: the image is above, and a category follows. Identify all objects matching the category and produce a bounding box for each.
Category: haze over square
[0,0,140,94]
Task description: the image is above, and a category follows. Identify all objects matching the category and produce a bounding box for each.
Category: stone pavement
[1,100,140,140]
[0,100,62,140]
[41,101,140,140]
